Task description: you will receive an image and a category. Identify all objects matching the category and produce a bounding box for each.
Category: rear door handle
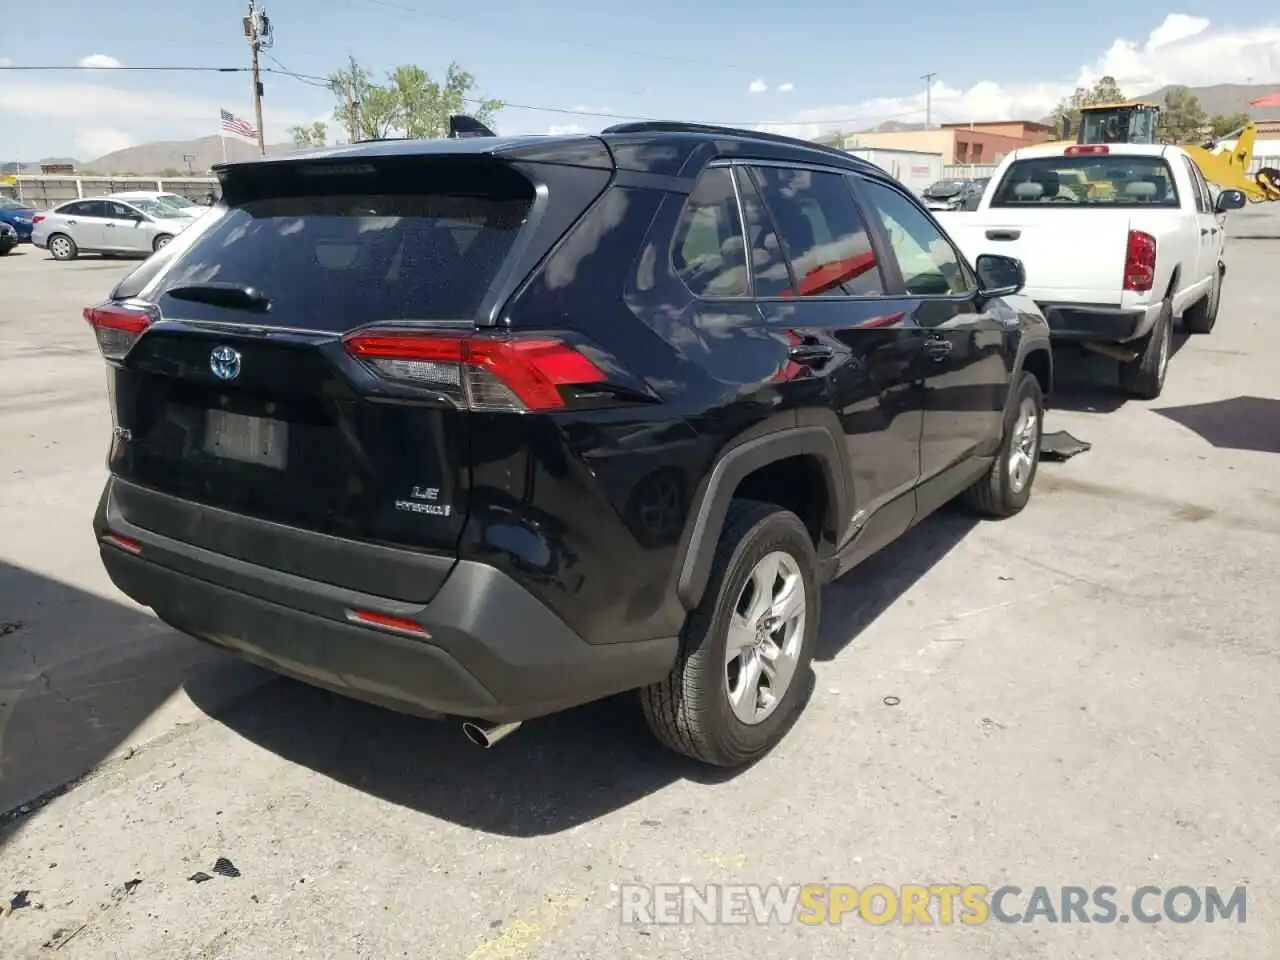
[787,344,835,365]
[986,229,1020,241]
[923,337,953,359]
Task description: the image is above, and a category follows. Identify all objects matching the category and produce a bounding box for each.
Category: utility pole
[920,72,936,128]
[345,55,362,143]
[243,1,273,155]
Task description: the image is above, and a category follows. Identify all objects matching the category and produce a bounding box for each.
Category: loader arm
[1184,123,1280,202]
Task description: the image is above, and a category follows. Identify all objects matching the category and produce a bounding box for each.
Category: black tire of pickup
[960,372,1044,518]
[1120,293,1173,400]
[1183,263,1222,334]
[640,499,818,768]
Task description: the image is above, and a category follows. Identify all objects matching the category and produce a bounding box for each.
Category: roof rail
[602,121,873,167]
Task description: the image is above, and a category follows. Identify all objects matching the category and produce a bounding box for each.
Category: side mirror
[975,253,1025,298]
[1214,188,1246,212]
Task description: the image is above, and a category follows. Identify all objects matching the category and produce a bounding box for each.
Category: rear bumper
[94,478,677,723]
[1036,300,1160,343]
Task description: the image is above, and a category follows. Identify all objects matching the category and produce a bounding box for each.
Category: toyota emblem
[209,345,241,381]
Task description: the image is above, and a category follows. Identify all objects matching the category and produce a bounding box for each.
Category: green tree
[1050,75,1126,136]
[1158,85,1207,143]
[288,121,329,148]
[1208,112,1252,138]
[324,58,503,142]
[158,167,182,177]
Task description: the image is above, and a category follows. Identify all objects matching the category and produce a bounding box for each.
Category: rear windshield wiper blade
[165,282,271,312]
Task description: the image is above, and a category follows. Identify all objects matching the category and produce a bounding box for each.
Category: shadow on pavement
[0,559,249,837]
[1154,395,1280,455]
[1049,334,1190,414]
[187,510,974,837]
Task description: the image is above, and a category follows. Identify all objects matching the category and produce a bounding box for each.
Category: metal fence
[0,176,219,209]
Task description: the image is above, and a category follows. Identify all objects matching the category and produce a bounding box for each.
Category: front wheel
[640,500,819,767]
[1183,266,1221,334]
[152,234,173,253]
[960,372,1044,518]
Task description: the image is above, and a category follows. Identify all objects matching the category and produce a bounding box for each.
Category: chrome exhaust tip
[461,719,522,748]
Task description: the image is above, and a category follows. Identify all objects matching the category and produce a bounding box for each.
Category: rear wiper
[165,281,271,312]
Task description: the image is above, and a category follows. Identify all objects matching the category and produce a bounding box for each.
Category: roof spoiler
[448,115,497,139]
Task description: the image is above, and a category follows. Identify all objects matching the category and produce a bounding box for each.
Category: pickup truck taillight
[1123,230,1156,293]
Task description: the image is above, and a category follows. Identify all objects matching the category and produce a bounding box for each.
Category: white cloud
[77,54,122,69]
[547,123,588,136]
[748,78,768,94]
[778,83,795,94]
[758,14,1280,139]
[75,128,135,158]
[571,104,614,115]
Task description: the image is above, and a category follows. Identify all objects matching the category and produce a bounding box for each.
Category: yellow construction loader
[1053,101,1280,202]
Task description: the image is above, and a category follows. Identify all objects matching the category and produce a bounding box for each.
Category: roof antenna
[448,115,496,139]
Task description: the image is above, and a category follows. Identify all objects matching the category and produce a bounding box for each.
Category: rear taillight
[1065,144,1109,156]
[342,329,609,412]
[84,303,156,360]
[31,214,45,225]
[1123,230,1156,293]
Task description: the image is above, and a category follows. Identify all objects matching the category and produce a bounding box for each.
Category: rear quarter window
[991,155,1181,208]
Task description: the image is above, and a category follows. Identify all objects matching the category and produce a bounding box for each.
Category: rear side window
[672,167,749,298]
[141,160,535,331]
[991,155,1180,208]
[748,165,884,297]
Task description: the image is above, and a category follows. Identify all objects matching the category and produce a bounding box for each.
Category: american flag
[220,108,258,141]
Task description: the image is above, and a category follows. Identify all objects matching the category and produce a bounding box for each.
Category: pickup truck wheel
[640,499,818,767]
[1183,266,1221,334]
[1119,296,1172,399]
[960,372,1043,518]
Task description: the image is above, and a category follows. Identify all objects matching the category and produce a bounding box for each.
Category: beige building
[836,121,1054,165]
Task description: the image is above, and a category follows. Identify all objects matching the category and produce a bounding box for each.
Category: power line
[0,64,929,128]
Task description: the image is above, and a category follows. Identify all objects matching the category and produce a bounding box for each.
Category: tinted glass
[750,165,884,297]
[861,180,969,296]
[105,201,142,219]
[0,198,28,211]
[140,161,535,331]
[672,167,749,298]
[77,201,109,217]
[733,169,793,298]
[991,155,1180,208]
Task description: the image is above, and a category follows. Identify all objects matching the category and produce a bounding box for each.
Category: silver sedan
[31,197,193,261]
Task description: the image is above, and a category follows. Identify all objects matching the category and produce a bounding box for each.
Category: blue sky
[3,1,1279,161]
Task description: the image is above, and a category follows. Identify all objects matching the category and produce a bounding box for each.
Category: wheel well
[731,454,829,546]
[1021,348,1052,399]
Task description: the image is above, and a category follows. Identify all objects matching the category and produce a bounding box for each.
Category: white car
[31,197,194,261]
[935,142,1246,399]
[107,190,207,218]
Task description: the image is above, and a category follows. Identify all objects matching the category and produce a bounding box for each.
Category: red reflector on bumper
[347,608,430,637]
[102,533,142,554]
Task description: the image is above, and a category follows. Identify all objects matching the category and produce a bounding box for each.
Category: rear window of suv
[990,155,1180,209]
[124,159,535,331]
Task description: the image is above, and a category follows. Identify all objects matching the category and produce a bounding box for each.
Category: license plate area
[203,409,288,469]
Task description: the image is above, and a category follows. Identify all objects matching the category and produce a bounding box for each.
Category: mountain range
[6,83,1280,176]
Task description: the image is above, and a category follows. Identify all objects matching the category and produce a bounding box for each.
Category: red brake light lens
[84,303,155,360]
[1065,144,1109,155]
[31,214,45,225]
[84,303,156,359]
[342,330,608,412]
[1123,230,1157,293]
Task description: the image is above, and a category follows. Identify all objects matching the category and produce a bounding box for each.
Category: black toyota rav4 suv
[89,121,1051,767]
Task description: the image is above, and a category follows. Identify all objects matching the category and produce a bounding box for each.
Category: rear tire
[960,372,1043,518]
[640,499,818,767]
[1119,294,1173,399]
[1183,265,1221,334]
[48,233,77,261]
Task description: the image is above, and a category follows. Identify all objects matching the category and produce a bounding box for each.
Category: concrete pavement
[0,235,1276,958]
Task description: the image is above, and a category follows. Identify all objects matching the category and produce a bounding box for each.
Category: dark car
[87,120,1052,767]
[0,196,36,241]
[961,177,991,211]
[0,221,17,255]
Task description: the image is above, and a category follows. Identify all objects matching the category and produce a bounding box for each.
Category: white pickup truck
[935,142,1246,399]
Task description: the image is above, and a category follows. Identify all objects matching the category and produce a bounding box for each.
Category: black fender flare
[675,426,850,611]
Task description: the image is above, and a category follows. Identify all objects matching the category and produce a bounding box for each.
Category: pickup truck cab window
[859,179,970,297]
[990,155,1181,209]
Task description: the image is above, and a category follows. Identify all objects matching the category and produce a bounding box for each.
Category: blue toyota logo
[209,345,241,381]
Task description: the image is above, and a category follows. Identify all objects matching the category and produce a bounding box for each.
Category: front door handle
[787,344,835,365]
[923,337,953,359]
